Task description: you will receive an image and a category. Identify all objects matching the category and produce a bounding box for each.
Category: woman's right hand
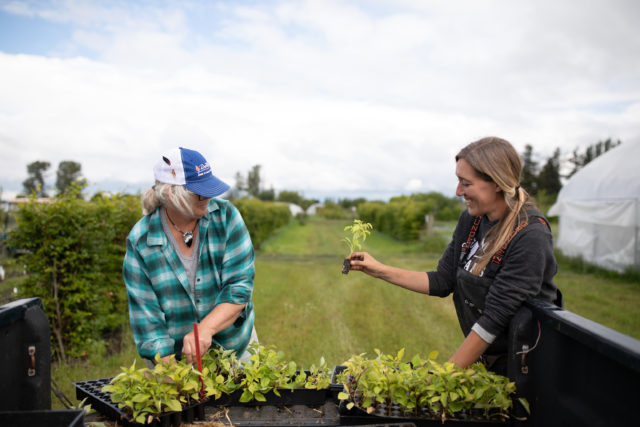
[348,252,386,278]
[348,252,431,294]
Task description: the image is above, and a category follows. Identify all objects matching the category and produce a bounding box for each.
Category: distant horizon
[1,177,457,204]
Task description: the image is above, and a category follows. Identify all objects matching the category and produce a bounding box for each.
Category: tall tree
[22,161,51,197]
[566,138,622,178]
[257,187,275,201]
[520,144,538,197]
[56,160,85,195]
[234,171,246,192]
[537,148,562,198]
[246,165,262,197]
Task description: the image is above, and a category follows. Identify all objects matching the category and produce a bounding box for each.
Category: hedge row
[232,198,291,249]
[9,190,140,361]
[357,193,463,241]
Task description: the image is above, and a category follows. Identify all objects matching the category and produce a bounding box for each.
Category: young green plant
[342,219,373,274]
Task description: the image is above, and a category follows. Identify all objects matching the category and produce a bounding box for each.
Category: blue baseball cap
[153,147,230,197]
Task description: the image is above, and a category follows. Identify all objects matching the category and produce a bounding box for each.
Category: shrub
[316,200,348,219]
[232,198,291,249]
[358,193,463,241]
[8,188,140,361]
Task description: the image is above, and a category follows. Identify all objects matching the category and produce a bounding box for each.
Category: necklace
[166,211,197,247]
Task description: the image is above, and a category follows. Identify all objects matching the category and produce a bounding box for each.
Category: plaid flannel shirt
[123,198,255,360]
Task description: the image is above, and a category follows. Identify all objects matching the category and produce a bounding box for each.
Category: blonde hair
[456,137,533,275]
[142,182,196,218]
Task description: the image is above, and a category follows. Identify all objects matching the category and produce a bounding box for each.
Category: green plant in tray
[336,348,529,423]
[102,354,208,425]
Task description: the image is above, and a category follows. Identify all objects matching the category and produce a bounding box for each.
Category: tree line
[517,138,621,208]
[16,138,621,205]
[20,160,85,198]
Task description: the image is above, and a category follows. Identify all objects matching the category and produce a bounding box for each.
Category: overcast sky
[1,0,639,201]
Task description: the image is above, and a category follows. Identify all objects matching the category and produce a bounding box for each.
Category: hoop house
[548,141,640,272]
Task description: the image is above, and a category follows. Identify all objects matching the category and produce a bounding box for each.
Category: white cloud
[1,0,639,200]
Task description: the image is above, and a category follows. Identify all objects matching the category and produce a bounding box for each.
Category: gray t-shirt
[160,207,200,296]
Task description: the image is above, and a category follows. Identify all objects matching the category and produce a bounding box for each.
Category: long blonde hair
[456,137,533,275]
[142,182,196,218]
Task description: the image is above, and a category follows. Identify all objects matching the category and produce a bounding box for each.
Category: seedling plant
[102,354,209,425]
[336,348,529,423]
[102,343,333,422]
[237,343,332,402]
[342,219,373,274]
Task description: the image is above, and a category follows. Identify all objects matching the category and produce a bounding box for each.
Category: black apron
[452,215,539,363]
[453,267,509,356]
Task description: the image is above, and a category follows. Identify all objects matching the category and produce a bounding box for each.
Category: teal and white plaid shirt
[123,198,255,360]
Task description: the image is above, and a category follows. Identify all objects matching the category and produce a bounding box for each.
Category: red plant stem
[193,322,205,401]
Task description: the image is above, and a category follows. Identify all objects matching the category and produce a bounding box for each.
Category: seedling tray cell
[73,377,205,427]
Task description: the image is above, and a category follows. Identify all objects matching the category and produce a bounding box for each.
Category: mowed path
[251,216,462,367]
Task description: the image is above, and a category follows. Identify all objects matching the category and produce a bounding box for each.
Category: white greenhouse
[548,141,640,272]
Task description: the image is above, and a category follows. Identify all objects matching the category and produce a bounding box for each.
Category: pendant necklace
[166,211,197,248]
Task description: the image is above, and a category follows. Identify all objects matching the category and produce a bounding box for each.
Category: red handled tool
[193,322,205,401]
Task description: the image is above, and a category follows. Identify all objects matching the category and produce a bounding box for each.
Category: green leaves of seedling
[102,353,207,423]
[103,343,333,420]
[343,219,373,255]
[336,348,525,422]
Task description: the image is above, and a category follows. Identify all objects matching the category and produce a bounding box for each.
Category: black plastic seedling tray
[206,387,330,407]
[338,402,512,426]
[73,377,205,427]
[0,410,85,427]
[206,369,333,407]
[332,365,511,427]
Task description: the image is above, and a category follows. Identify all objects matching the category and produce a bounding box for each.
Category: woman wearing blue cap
[123,147,257,365]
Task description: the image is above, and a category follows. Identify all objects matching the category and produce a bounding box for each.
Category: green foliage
[257,188,275,201]
[337,349,524,422]
[536,148,561,199]
[338,197,367,210]
[358,193,463,241]
[239,343,298,402]
[232,197,291,249]
[246,165,262,197]
[55,160,86,196]
[343,219,373,255]
[567,138,622,179]
[8,187,141,361]
[420,232,448,254]
[103,355,206,424]
[103,343,332,419]
[201,346,244,400]
[520,144,538,197]
[317,200,348,219]
[236,343,331,402]
[22,161,51,198]
[276,190,317,211]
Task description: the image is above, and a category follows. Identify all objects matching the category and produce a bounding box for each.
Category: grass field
[253,216,462,368]
[41,215,640,408]
[253,216,640,366]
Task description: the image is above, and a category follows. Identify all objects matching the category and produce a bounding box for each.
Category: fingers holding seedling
[342,220,373,274]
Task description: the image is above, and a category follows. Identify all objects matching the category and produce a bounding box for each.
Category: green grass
[554,262,640,338]
[45,215,640,409]
[256,216,640,366]
[51,330,144,409]
[255,216,465,368]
